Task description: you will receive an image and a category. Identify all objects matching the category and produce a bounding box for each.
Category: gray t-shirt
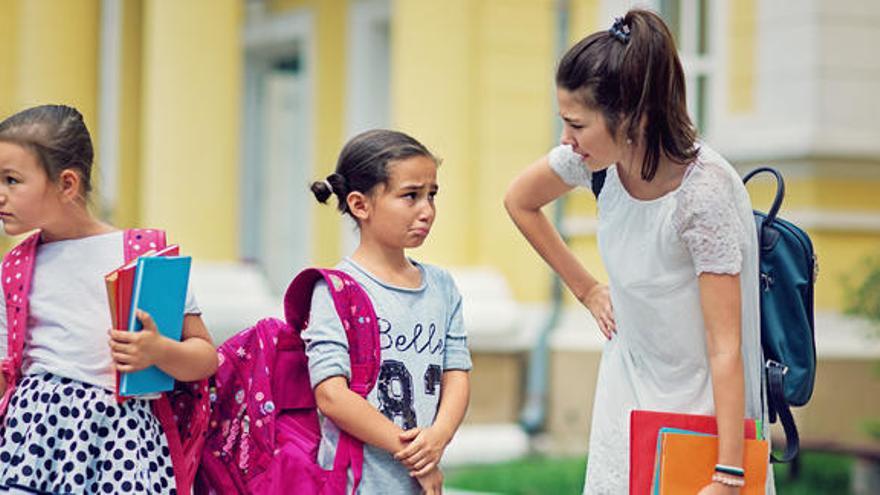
[302,258,472,494]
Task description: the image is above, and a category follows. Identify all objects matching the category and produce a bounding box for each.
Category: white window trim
[240,7,316,264]
[341,0,392,255]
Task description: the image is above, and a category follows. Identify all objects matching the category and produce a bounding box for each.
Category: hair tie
[322,179,334,194]
[609,17,631,44]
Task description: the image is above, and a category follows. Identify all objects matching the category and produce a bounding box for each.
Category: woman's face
[556,87,623,172]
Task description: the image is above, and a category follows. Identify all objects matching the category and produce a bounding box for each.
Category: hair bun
[310,178,333,203]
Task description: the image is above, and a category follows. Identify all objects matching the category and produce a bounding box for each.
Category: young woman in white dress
[505,9,772,495]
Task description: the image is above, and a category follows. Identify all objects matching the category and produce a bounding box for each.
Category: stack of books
[105,245,191,399]
[630,410,769,494]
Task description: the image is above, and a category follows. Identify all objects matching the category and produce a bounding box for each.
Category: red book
[105,244,180,401]
[629,410,760,495]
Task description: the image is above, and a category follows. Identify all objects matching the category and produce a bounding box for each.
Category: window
[659,0,713,134]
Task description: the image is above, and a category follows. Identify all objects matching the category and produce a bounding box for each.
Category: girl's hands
[414,465,443,495]
[395,426,450,477]
[579,283,616,339]
[698,482,740,495]
[108,310,168,372]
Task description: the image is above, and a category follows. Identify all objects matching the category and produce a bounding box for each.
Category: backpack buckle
[766,359,789,375]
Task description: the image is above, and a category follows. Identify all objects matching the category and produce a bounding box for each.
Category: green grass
[444,452,852,495]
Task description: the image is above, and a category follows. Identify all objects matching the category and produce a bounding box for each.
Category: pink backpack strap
[122,229,209,495]
[0,232,41,419]
[285,268,381,493]
[124,228,167,261]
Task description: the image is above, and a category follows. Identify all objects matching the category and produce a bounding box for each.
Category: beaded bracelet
[714,464,745,477]
[712,473,746,487]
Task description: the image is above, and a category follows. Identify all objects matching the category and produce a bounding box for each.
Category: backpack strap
[744,168,803,463]
[591,168,607,198]
[284,268,381,494]
[285,268,381,397]
[0,232,41,418]
[767,360,800,463]
[123,229,210,494]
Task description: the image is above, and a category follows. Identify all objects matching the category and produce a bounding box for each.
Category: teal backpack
[743,167,818,463]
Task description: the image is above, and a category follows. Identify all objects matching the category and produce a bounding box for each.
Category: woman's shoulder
[678,145,743,201]
[670,144,748,227]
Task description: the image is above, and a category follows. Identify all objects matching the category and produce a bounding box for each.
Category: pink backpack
[0,229,210,495]
[196,268,381,494]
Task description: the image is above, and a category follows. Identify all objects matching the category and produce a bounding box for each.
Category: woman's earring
[626,138,633,145]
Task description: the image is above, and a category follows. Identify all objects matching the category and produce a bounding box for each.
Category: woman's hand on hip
[580,283,616,339]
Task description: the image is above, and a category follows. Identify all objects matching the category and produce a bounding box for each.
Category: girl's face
[0,142,62,236]
[556,87,622,171]
[358,155,438,250]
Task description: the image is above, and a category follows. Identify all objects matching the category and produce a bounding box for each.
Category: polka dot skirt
[0,373,176,495]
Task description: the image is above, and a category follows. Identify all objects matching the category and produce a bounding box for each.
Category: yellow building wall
[0,0,20,118]
[391,0,479,268]
[114,0,145,229]
[727,0,756,114]
[15,0,100,135]
[0,0,100,251]
[392,0,588,301]
[139,0,241,261]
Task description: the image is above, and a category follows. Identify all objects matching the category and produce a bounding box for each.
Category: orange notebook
[654,430,769,495]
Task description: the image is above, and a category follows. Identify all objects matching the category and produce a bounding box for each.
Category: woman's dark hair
[556,9,698,181]
[0,104,94,197]
[310,129,437,216]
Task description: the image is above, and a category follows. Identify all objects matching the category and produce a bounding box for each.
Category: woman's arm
[698,273,745,492]
[314,376,408,454]
[395,370,470,475]
[0,372,6,397]
[110,311,219,382]
[504,156,615,336]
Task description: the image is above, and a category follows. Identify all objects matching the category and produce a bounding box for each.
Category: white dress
[548,144,773,494]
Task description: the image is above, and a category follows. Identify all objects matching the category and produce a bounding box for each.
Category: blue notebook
[120,255,192,397]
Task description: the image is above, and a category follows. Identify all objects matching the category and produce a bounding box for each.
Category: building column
[391,0,478,267]
[140,0,242,261]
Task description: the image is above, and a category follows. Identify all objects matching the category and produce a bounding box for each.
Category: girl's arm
[110,311,218,382]
[504,156,615,336]
[395,370,470,476]
[698,273,745,494]
[0,372,5,397]
[314,376,408,454]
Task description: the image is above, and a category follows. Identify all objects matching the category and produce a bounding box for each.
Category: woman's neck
[40,207,115,243]
[616,148,689,200]
[350,239,421,288]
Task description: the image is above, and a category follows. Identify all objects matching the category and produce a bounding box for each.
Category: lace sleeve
[673,166,746,275]
[548,144,591,187]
